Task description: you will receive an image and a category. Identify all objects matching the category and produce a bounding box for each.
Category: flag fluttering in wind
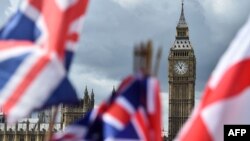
[53,74,162,141]
[0,0,89,122]
[175,15,250,141]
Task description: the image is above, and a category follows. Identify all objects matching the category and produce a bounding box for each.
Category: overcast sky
[1,0,250,129]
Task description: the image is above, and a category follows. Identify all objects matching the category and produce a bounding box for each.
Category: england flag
[175,15,250,141]
[0,0,89,123]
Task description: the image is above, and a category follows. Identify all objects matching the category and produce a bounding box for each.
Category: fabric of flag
[175,15,250,141]
[0,0,89,122]
[52,74,162,141]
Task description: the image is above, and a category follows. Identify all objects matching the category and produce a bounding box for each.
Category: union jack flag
[52,74,162,141]
[0,0,89,122]
[175,15,250,141]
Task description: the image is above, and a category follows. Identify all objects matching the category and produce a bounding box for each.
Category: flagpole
[45,106,59,141]
[153,47,162,77]
[145,41,152,75]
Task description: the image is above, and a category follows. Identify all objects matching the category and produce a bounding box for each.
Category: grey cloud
[0,0,11,26]
[68,4,250,130]
[194,0,250,91]
[70,0,250,102]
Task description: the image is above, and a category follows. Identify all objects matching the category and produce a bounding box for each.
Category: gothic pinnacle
[177,0,187,28]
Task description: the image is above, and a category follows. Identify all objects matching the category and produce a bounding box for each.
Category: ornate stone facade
[0,87,95,141]
[168,2,196,141]
[61,86,94,128]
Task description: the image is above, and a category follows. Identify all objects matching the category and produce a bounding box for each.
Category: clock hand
[178,63,182,68]
[180,64,183,69]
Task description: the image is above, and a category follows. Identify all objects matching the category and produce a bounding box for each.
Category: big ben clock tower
[168,1,196,140]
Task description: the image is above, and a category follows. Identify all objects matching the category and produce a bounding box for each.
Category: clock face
[174,61,188,75]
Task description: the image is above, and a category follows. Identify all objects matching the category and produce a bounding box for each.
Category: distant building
[0,86,94,141]
[168,1,196,141]
[61,86,95,128]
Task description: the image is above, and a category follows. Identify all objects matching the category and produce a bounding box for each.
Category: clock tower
[168,1,196,140]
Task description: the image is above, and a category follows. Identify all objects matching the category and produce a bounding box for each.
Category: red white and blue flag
[53,74,162,141]
[0,0,89,122]
[175,15,250,141]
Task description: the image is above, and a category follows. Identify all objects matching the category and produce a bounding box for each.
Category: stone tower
[168,1,196,140]
[90,89,95,110]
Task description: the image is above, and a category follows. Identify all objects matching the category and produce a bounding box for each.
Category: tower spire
[90,89,95,109]
[83,85,88,98]
[91,89,94,99]
[83,86,90,112]
[177,0,187,28]
[175,0,189,39]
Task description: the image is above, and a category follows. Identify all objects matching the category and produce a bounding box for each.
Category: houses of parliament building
[0,87,95,141]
